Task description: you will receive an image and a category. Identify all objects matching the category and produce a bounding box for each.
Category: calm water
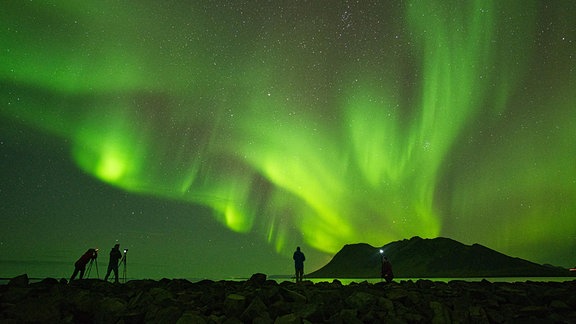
[307,277,576,284]
[3,259,574,285]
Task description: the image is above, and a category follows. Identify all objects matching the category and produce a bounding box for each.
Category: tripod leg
[86,260,92,278]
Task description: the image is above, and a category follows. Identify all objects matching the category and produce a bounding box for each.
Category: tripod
[86,257,99,279]
[119,250,128,283]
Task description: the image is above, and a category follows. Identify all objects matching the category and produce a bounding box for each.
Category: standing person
[381,255,394,283]
[293,246,306,282]
[104,243,123,283]
[70,248,98,281]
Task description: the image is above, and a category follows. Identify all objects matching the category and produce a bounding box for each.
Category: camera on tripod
[86,248,99,278]
[118,248,129,283]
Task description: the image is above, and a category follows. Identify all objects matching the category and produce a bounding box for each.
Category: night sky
[1,1,575,280]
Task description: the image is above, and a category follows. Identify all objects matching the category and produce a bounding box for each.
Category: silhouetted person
[293,246,306,282]
[381,255,394,283]
[70,248,98,281]
[104,243,123,283]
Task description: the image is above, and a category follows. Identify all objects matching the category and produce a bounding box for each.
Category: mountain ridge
[308,236,573,278]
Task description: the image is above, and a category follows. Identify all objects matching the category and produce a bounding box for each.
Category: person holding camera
[104,243,123,283]
[70,248,98,281]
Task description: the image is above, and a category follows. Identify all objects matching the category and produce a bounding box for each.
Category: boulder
[247,273,267,286]
[176,311,207,324]
[1,275,576,323]
[224,293,247,317]
[240,297,270,322]
[274,313,300,324]
[8,274,29,287]
[280,288,306,303]
[429,301,451,324]
[345,291,378,313]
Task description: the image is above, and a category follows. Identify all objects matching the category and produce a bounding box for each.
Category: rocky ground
[1,273,576,323]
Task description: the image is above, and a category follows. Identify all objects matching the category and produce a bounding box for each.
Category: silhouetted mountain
[308,237,574,278]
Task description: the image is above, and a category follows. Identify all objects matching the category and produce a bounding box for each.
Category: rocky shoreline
[2,273,576,323]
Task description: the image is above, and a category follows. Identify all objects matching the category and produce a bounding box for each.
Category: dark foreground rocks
[2,273,576,323]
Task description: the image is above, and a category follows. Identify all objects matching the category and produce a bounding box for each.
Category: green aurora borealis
[1,0,575,279]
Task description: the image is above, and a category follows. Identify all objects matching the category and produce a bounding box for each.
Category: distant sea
[2,260,574,285]
[309,277,576,284]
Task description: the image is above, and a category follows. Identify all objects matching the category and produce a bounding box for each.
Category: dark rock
[145,305,182,323]
[549,299,570,310]
[280,288,306,303]
[248,273,267,286]
[176,311,207,324]
[10,297,62,323]
[345,291,378,313]
[1,276,576,323]
[166,278,194,292]
[403,312,426,322]
[416,279,435,289]
[100,296,127,313]
[125,279,158,291]
[8,274,28,287]
[224,293,247,317]
[261,283,282,304]
[253,316,275,324]
[67,288,94,313]
[149,287,174,305]
[293,302,319,321]
[333,308,362,324]
[223,316,244,324]
[269,299,292,318]
[122,311,146,324]
[565,294,576,308]
[240,296,270,322]
[127,290,154,310]
[468,305,489,323]
[519,305,549,317]
[37,277,59,286]
[378,297,394,313]
[94,297,127,323]
[1,286,31,303]
[429,301,451,323]
[274,313,300,324]
[485,307,506,323]
[385,286,410,301]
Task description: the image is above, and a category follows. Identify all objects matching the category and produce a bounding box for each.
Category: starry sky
[1,0,575,280]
